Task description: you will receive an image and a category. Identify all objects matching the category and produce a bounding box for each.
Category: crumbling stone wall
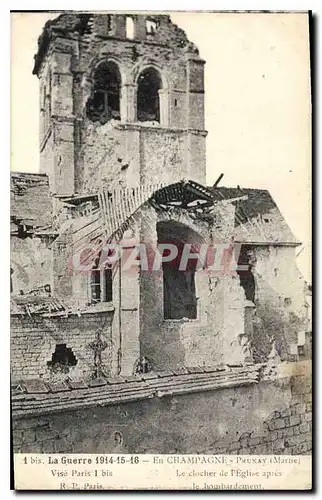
[81,123,206,193]
[140,128,185,185]
[249,245,308,362]
[12,362,311,455]
[11,311,113,383]
[82,122,133,192]
[208,367,312,455]
[35,14,207,195]
[11,236,52,294]
[39,47,76,196]
[137,205,247,370]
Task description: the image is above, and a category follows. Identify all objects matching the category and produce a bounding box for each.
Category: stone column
[220,274,249,365]
[158,89,170,126]
[119,267,141,376]
[138,207,164,370]
[50,50,75,196]
[111,226,141,376]
[121,84,136,122]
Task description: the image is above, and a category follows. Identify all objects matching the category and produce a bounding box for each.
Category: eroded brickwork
[209,376,312,455]
[12,362,311,455]
[11,311,113,382]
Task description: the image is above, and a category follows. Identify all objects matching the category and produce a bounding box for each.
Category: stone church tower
[26,12,307,378]
[33,13,207,196]
[10,13,311,459]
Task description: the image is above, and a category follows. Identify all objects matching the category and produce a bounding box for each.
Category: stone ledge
[11,364,261,419]
[12,362,310,419]
[114,122,208,136]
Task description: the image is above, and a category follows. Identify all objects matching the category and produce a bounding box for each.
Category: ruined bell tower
[33,13,207,196]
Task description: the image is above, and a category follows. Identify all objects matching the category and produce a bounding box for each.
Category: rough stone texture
[12,363,311,454]
[210,186,299,245]
[52,231,74,299]
[251,245,308,362]
[20,12,308,374]
[111,261,141,377]
[10,13,311,461]
[11,237,53,294]
[11,312,113,382]
[34,14,207,195]
[10,173,55,294]
[10,172,52,229]
[138,204,247,370]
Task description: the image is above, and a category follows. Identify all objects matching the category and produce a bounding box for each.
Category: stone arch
[131,62,169,125]
[137,67,162,122]
[132,62,168,90]
[88,56,126,85]
[156,208,210,244]
[85,59,123,123]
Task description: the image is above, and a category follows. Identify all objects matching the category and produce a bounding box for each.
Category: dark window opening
[163,266,197,320]
[86,61,121,124]
[90,255,113,304]
[134,356,152,374]
[17,223,33,239]
[47,344,77,373]
[157,222,200,320]
[137,67,162,122]
[236,245,255,303]
[10,268,13,294]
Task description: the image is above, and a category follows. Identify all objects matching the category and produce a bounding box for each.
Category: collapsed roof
[10,172,299,245]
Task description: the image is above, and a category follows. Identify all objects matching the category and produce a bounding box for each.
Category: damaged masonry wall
[250,245,308,363]
[138,203,248,370]
[12,362,311,455]
[11,172,54,295]
[10,12,311,457]
[11,237,52,295]
[11,310,113,383]
[36,13,206,196]
[10,187,309,381]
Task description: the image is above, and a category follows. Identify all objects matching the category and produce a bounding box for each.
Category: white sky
[10,12,311,280]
